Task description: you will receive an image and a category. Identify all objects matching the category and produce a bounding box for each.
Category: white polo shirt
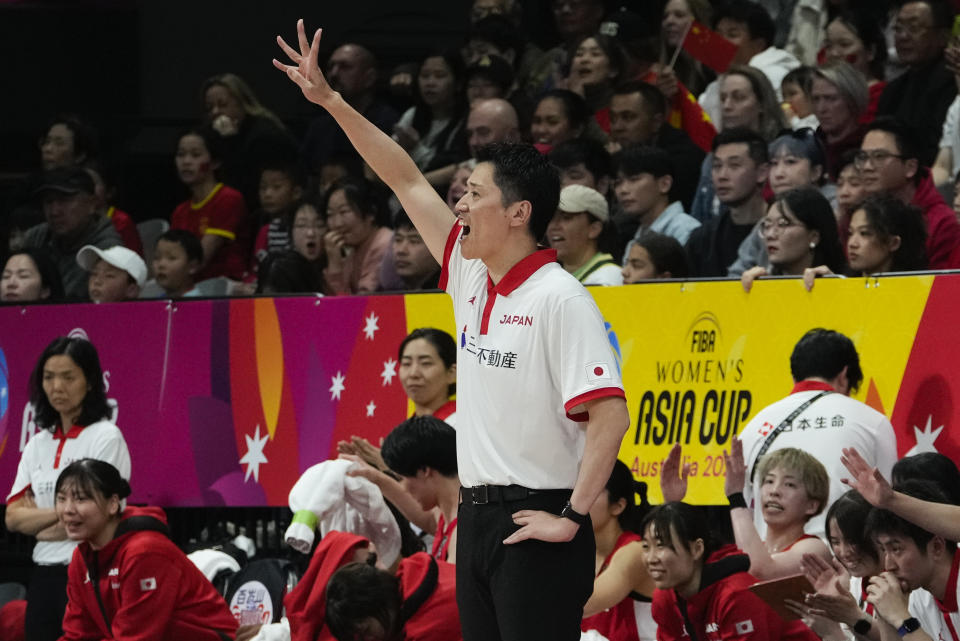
[933,548,960,641]
[739,381,897,541]
[439,225,624,489]
[7,420,131,565]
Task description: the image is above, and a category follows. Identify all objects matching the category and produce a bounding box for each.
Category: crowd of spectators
[5,0,960,305]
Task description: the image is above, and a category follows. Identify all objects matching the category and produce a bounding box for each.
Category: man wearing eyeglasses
[876,0,956,167]
[858,117,960,269]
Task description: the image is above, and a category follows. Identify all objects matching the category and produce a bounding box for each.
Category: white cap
[76,245,147,288]
[558,184,609,222]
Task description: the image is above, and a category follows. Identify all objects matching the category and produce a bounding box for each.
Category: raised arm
[274,21,455,261]
[841,447,960,542]
[724,438,832,580]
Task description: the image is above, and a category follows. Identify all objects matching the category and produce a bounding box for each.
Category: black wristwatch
[560,501,589,526]
[853,619,872,635]
[897,617,921,637]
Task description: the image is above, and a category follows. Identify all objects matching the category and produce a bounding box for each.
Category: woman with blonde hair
[811,62,869,179]
[202,72,298,208]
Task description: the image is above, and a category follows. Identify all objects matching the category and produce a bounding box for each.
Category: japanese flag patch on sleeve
[735,619,754,634]
[139,577,157,592]
[586,362,612,382]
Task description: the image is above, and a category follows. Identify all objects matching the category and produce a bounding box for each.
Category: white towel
[284,459,401,568]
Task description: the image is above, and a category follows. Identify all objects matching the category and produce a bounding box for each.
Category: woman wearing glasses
[741,186,846,290]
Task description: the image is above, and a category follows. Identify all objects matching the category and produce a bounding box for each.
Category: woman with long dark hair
[5,337,130,641]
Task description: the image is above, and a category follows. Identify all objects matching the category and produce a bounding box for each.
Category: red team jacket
[651,545,818,641]
[60,507,237,641]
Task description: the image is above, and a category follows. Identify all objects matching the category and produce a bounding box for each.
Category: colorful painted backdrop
[0,275,954,506]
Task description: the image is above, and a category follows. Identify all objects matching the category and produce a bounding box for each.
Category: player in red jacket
[55,459,237,641]
[642,502,818,641]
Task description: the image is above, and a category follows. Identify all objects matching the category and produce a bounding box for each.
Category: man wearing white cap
[76,245,147,303]
[547,184,623,286]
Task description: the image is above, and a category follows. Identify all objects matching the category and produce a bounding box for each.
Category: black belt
[460,484,570,505]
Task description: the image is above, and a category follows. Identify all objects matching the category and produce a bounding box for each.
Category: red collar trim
[53,425,85,441]
[433,400,456,421]
[486,248,557,297]
[936,548,960,613]
[790,380,835,394]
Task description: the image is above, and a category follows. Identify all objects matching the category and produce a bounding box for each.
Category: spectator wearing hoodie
[858,118,960,269]
[698,0,800,128]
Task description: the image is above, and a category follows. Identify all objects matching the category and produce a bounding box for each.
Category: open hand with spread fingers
[840,447,894,508]
[273,19,337,108]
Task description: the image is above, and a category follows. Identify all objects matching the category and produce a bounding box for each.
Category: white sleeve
[872,416,898,483]
[7,437,38,501]
[555,292,624,419]
[939,96,960,150]
[93,423,132,480]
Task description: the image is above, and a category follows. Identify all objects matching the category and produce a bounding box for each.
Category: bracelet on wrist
[727,492,747,509]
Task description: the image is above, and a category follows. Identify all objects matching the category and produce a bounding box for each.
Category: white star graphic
[905,415,944,456]
[363,313,380,340]
[366,400,377,417]
[329,371,346,400]
[239,425,269,482]
[380,358,398,386]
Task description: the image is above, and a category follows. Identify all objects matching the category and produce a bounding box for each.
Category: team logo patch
[586,362,612,381]
[735,619,754,634]
[140,577,157,592]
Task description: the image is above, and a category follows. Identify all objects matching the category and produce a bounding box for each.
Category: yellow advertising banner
[404,275,946,505]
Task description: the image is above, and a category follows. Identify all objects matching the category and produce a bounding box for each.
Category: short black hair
[179,126,224,163]
[535,89,591,132]
[468,15,523,59]
[714,0,776,49]
[382,415,458,478]
[3,248,65,302]
[474,142,560,243]
[548,138,612,180]
[634,232,690,278]
[825,490,879,565]
[256,250,322,294]
[906,0,955,31]
[326,561,401,641]
[31,336,111,431]
[614,145,675,179]
[612,81,668,117]
[323,176,392,228]
[712,127,770,165]
[866,479,956,550]
[157,229,204,265]
[398,328,457,396]
[782,66,816,95]
[892,453,960,506]
[259,158,306,188]
[789,328,864,393]
[43,113,100,164]
[855,193,928,271]
[865,117,921,164]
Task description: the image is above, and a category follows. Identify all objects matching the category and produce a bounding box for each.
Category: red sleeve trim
[564,387,626,422]
[437,224,461,292]
[6,485,30,503]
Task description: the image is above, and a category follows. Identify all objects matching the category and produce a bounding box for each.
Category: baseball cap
[558,184,609,222]
[34,167,96,197]
[76,245,147,287]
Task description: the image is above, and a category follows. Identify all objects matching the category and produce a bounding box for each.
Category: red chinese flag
[682,21,738,74]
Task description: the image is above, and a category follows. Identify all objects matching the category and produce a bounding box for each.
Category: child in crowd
[84,166,143,256]
[153,230,203,298]
[251,161,305,269]
[621,233,689,283]
[76,245,146,303]
[169,128,249,281]
[781,67,819,130]
[835,150,867,241]
[288,201,327,292]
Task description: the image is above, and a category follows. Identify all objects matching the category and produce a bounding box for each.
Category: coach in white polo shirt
[739,328,896,541]
[5,336,130,641]
[275,21,631,641]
